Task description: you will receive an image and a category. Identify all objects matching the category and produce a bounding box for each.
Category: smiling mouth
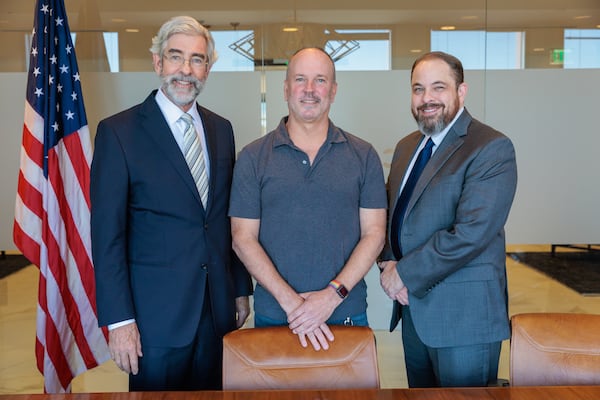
[300,96,320,104]
[173,79,194,88]
[418,102,443,114]
[168,74,197,87]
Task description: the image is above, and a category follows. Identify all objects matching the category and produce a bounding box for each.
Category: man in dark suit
[90,16,252,391]
[378,51,517,387]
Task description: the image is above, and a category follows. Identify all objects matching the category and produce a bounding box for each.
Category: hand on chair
[287,290,338,350]
[295,324,335,351]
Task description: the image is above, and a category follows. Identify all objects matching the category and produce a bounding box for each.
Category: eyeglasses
[163,53,208,69]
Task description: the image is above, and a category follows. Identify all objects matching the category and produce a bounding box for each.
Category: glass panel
[431,30,524,69]
[213,29,255,71]
[330,29,391,71]
[1,1,598,72]
[564,29,600,68]
[103,32,120,72]
[486,32,524,69]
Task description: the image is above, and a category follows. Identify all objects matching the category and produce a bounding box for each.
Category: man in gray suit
[378,51,517,388]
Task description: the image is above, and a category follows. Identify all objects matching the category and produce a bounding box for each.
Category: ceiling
[2,0,598,71]
[1,0,599,33]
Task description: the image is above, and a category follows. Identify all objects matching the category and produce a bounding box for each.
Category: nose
[180,60,193,73]
[421,87,433,99]
[304,80,314,92]
[419,88,439,105]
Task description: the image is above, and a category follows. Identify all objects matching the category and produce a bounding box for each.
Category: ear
[152,53,162,75]
[283,79,289,102]
[458,82,468,104]
[330,81,338,104]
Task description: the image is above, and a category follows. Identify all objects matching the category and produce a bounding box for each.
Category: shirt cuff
[108,319,135,330]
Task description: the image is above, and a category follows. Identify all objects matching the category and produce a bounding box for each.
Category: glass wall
[1,0,600,249]
[1,0,599,72]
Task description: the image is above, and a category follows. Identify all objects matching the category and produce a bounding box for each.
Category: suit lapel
[140,92,204,208]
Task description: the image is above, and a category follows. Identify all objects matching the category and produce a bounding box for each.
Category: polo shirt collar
[272,116,347,148]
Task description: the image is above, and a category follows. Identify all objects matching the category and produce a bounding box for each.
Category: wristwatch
[328,279,348,299]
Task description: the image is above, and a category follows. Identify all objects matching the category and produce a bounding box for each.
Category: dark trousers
[129,288,222,391]
[402,306,501,388]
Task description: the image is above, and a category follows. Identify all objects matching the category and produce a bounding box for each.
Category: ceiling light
[574,15,591,20]
[283,8,299,33]
[440,26,456,31]
[111,18,127,23]
[533,48,545,52]
[410,49,422,53]
[125,28,139,33]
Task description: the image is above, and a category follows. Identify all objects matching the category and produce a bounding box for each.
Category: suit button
[204,224,208,230]
[201,264,208,270]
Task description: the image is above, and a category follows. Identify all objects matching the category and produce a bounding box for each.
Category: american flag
[13,0,109,393]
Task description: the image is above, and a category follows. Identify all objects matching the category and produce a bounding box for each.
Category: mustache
[417,102,444,112]
[167,73,201,86]
[300,94,321,102]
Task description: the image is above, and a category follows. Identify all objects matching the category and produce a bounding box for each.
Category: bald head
[286,47,336,83]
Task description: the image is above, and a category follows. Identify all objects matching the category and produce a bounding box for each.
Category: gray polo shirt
[229,117,387,322]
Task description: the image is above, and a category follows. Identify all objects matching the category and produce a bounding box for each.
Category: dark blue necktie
[390,137,434,259]
[388,137,434,332]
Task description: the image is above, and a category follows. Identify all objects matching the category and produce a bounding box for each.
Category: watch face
[338,285,348,298]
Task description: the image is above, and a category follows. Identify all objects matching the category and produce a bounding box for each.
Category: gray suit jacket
[381,108,517,347]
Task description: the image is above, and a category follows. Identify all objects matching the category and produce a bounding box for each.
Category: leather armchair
[222,325,379,390]
[510,312,600,386]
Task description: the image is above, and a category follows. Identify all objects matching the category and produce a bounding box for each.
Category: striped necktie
[180,113,208,208]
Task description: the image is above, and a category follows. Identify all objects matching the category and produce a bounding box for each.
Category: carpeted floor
[508,251,600,296]
[0,254,33,279]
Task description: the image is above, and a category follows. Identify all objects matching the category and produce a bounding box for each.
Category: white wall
[1,69,599,328]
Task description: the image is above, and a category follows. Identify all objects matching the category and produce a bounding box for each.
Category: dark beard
[412,102,456,135]
[417,114,447,135]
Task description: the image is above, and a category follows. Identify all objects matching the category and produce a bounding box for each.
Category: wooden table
[2,387,600,400]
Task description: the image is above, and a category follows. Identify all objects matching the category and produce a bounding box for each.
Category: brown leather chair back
[510,312,600,386]
[222,325,379,390]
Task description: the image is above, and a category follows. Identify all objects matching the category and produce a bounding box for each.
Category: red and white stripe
[14,101,109,393]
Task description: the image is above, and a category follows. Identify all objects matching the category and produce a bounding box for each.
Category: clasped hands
[286,289,339,351]
[379,260,409,305]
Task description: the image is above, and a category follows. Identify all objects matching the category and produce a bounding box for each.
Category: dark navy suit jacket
[91,90,252,347]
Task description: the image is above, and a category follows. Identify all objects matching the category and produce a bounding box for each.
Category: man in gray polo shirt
[229,47,387,351]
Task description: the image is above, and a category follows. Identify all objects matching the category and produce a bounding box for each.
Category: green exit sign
[550,49,564,65]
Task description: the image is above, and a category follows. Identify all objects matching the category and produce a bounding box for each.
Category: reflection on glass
[103,32,119,72]
[332,30,391,71]
[564,29,600,68]
[2,2,599,72]
[431,30,524,70]
[213,30,255,71]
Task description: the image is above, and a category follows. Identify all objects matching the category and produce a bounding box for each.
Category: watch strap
[328,279,348,299]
